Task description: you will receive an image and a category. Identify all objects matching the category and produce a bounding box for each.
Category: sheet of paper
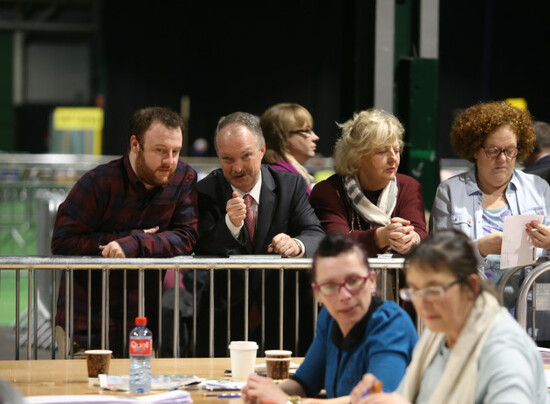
[24,391,192,404]
[501,214,543,268]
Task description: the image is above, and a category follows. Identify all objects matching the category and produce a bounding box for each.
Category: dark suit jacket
[524,154,550,174]
[194,165,324,355]
[195,165,324,257]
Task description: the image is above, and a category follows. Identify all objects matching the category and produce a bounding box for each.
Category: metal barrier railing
[496,265,526,300]
[517,260,550,336]
[0,255,405,360]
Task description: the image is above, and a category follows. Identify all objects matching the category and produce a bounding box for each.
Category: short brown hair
[214,111,264,153]
[129,107,184,147]
[310,234,371,282]
[450,101,535,162]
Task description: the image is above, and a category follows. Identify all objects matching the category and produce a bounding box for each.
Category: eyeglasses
[482,146,519,159]
[289,128,315,138]
[313,273,372,296]
[399,278,463,302]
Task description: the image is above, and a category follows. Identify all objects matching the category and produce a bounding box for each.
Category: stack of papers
[201,380,245,391]
[24,390,192,404]
[98,375,201,391]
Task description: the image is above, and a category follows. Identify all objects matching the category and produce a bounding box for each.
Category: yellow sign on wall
[505,98,527,110]
[51,107,104,155]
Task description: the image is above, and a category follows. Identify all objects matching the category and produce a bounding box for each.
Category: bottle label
[129,338,152,355]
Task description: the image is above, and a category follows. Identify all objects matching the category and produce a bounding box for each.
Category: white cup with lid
[228,341,259,381]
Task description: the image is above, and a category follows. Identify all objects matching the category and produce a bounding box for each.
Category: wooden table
[0,357,244,403]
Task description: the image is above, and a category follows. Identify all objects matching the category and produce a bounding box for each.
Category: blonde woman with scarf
[310,108,427,257]
[349,230,548,404]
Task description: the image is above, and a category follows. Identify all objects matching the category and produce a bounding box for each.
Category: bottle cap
[135,317,147,326]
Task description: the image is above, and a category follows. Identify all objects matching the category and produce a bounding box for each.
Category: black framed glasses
[399,278,463,302]
[482,146,519,159]
[313,272,372,296]
[289,128,315,138]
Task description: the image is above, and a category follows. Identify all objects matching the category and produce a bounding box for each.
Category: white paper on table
[24,395,134,403]
[501,214,543,268]
[24,391,192,404]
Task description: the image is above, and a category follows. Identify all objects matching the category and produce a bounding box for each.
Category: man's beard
[135,150,175,188]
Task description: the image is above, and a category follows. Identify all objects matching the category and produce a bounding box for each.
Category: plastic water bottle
[129,316,152,393]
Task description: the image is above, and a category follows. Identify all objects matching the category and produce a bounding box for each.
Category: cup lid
[228,341,259,350]
[265,357,292,360]
[265,349,292,356]
[84,350,112,354]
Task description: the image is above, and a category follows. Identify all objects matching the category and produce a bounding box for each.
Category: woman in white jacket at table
[429,101,550,286]
[350,230,549,404]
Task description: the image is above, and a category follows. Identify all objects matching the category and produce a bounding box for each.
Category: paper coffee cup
[228,341,258,381]
[85,349,112,382]
[265,349,292,380]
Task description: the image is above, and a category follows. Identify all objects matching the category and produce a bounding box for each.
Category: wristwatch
[287,395,301,404]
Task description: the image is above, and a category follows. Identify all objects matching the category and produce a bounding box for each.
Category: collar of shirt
[231,171,262,210]
[330,296,383,349]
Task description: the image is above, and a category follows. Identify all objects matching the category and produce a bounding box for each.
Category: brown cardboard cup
[85,349,112,382]
[265,349,292,380]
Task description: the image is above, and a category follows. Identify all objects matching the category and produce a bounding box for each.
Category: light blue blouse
[430,168,550,274]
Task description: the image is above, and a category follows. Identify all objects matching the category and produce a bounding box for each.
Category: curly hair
[450,101,535,162]
[334,109,404,177]
[260,103,313,164]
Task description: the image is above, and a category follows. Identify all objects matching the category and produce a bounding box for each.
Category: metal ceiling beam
[0,20,95,32]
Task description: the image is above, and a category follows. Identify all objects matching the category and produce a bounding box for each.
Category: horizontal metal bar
[0,255,404,269]
[0,256,403,270]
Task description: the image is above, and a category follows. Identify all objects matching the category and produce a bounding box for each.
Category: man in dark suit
[195,111,324,356]
[523,121,550,177]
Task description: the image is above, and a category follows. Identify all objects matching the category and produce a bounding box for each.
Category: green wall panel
[396,57,439,211]
[0,32,14,152]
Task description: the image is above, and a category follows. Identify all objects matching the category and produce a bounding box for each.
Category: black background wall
[438,0,550,158]
[14,0,550,161]
[101,1,344,157]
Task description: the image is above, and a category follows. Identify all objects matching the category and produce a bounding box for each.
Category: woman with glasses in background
[261,103,319,195]
[349,230,548,404]
[430,101,550,290]
[242,234,418,403]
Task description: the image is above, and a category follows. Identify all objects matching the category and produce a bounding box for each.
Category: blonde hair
[334,109,404,177]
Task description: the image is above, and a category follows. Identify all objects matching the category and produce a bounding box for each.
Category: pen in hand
[360,379,383,398]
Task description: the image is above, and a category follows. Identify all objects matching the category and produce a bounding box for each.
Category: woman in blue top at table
[241,234,418,403]
[349,230,548,404]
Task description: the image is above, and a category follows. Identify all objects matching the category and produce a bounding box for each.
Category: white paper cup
[229,341,258,381]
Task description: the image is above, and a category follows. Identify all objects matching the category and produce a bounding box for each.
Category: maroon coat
[310,173,427,257]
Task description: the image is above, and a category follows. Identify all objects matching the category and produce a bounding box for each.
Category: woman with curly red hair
[430,101,550,291]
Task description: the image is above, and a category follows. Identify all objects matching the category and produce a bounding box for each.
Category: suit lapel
[217,173,234,213]
[255,166,277,253]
